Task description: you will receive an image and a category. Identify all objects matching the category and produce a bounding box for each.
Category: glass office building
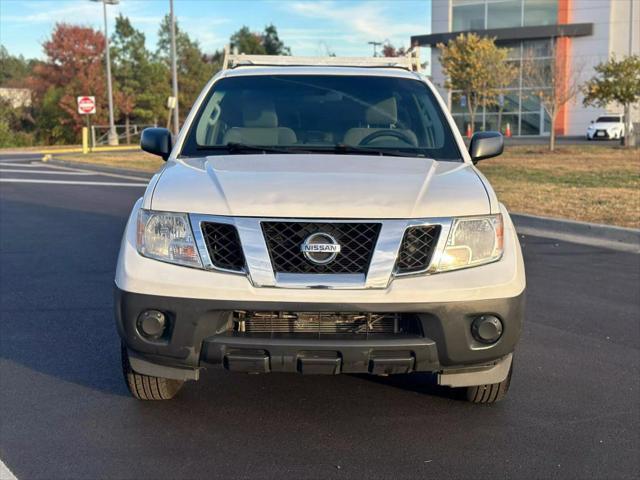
[412,0,639,136]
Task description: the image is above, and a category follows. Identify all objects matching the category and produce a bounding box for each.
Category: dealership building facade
[412,0,639,136]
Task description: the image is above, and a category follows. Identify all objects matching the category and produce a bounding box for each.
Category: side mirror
[590,120,594,124]
[469,131,503,164]
[141,128,172,160]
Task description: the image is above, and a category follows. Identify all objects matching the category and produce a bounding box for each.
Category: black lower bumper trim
[203,334,437,374]
[115,286,525,374]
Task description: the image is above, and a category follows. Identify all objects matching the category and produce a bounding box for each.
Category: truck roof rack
[222,50,421,72]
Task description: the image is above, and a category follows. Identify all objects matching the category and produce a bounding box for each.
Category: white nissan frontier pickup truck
[115,55,525,403]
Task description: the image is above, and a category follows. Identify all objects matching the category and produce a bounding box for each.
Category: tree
[262,24,291,55]
[382,43,406,58]
[582,55,640,147]
[0,45,32,86]
[111,14,167,142]
[0,97,35,147]
[230,26,265,54]
[230,25,291,55]
[522,39,583,151]
[438,33,514,134]
[30,24,108,140]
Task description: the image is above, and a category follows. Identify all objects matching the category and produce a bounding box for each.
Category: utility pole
[170,0,180,136]
[368,41,382,57]
[92,0,119,145]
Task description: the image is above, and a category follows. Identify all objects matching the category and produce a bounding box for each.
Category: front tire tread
[121,343,184,400]
[465,362,512,404]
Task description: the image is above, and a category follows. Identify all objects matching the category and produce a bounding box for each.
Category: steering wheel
[359,129,415,146]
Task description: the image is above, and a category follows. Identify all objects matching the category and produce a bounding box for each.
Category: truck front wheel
[464,363,513,404]
[121,343,184,400]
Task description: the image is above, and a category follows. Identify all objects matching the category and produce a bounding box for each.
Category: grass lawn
[478,145,640,228]
[52,144,640,229]
[54,150,164,173]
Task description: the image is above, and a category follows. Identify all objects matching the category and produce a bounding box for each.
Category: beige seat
[343,97,417,146]
[223,98,297,145]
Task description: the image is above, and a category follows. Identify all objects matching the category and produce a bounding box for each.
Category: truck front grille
[232,311,421,336]
[395,225,441,274]
[261,222,381,274]
[201,222,245,271]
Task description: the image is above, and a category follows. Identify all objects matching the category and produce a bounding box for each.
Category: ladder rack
[222,49,421,72]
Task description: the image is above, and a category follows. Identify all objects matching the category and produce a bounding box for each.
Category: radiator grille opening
[201,222,245,271]
[395,225,441,274]
[232,311,421,337]
[261,222,381,274]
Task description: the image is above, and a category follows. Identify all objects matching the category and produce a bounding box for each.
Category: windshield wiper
[196,143,311,155]
[195,142,429,158]
[329,144,427,158]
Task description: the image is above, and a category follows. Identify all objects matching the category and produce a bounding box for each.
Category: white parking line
[0,161,149,182]
[0,162,49,167]
[0,459,18,480]
[0,157,40,163]
[0,169,92,175]
[0,179,147,187]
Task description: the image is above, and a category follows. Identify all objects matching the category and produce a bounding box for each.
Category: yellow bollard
[82,127,89,154]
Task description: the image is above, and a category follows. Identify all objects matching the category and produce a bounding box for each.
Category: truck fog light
[137,310,167,339]
[471,315,503,344]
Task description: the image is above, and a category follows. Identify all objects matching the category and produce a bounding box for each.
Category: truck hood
[150,154,491,219]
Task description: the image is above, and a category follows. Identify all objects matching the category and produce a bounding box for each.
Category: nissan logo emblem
[300,232,341,265]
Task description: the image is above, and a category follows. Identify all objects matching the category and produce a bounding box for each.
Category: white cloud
[288,0,426,50]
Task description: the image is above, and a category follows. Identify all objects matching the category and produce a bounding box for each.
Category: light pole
[367,41,382,57]
[170,0,180,136]
[92,0,119,145]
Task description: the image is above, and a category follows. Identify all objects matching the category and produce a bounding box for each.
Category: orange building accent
[555,0,572,136]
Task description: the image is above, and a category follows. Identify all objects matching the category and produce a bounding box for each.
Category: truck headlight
[437,214,503,271]
[137,209,202,268]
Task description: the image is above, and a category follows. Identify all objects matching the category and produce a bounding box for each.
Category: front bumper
[587,129,616,140]
[116,287,525,384]
[115,199,526,385]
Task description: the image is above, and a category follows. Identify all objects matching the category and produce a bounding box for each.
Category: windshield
[596,116,621,123]
[181,74,462,161]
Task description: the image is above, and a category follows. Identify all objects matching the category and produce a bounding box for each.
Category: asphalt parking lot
[1,154,639,479]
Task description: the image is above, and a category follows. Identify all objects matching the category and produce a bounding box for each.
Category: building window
[447,1,559,136]
[452,0,559,31]
[523,0,558,26]
[452,1,486,31]
[448,38,555,136]
[487,0,523,29]
[523,38,553,58]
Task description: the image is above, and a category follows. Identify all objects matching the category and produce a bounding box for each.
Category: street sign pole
[86,115,91,151]
[77,96,96,153]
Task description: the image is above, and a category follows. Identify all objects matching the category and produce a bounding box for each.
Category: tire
[121,342,184,400]
[464,362,513,404]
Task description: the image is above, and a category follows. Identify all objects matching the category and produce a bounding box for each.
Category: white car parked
[586,114,627,140]
[115,55,526,403]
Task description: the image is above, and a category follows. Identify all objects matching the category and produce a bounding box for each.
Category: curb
[512,213,640,253]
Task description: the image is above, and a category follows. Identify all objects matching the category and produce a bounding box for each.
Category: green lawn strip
[480,165,639,189]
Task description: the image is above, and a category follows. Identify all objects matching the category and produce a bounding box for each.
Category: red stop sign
[77,96,96,115]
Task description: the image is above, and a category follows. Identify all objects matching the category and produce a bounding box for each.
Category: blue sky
[0,0,431,59]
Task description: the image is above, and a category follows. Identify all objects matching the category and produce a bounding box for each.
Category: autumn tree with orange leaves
[29,24,109,142]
